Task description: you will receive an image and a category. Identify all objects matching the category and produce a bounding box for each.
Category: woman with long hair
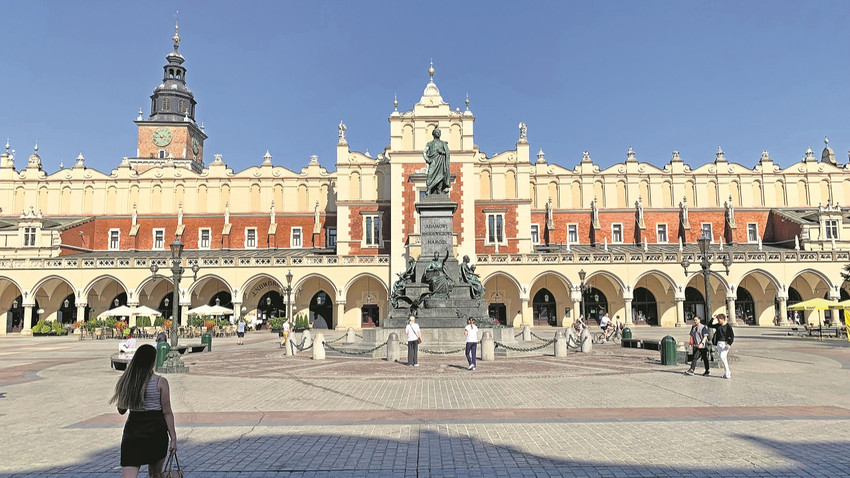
[109,344,177,477]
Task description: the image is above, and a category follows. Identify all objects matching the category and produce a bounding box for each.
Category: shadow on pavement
[3,428,848,477]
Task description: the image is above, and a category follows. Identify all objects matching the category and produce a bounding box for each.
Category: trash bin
[201,332,212,352]
[156,341,170,369]
[660,335,677,365]
[622,327,632,340]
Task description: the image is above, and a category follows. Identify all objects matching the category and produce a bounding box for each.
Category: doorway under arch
[488,303,507,325]
[683,287,705,324]
[58,293,77,324]
[309,291,333,329]
[582,287,608,325]
[532,288,557,326]
[632,287,658,326]
[736,287,756,325]
[257,291,285,321]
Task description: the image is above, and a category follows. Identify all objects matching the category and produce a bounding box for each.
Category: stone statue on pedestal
[391,257,417,308]
[423,250,453,298]
[423,128,451,195]
[460,255,484,299]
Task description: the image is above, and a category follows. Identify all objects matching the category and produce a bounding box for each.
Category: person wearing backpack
[684,315,710,376]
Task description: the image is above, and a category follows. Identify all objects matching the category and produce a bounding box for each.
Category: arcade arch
[736,270,781,326]
[344,274,388,328]
[84,275,129,320]
[528,272,571,327]
[30,276,76,324]
[293,274,337,329]
[482,272,521,326]
[0,278,24,333]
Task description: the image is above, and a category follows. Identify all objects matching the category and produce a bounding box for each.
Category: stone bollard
[386,332,400,362]
[566,328,576,349]
[579,327,592,353]
[284,333,294,356]
[522,325,532,342]
[345,327,356,344]
[302,329,313,349]
[481,330,495,361]
[554,330,567,357]
[313,333,325,360]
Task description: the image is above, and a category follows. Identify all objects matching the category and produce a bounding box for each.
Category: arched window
[162,98,171,111]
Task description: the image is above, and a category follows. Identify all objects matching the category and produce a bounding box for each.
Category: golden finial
[428,59,434,81]
[172,11,180,51]
[393,93,398,111]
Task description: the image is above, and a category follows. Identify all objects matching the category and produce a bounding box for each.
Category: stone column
[76,304,87,323]
[232,301,242,322]
[571,299,581,326]
[335,301,346,330]
[520,297,531,327]
[675,298,685,327]
[180,304,189,326]
[726,296,737,325]
[623,298,634,325]
[777,296,789,326]
[23,305,33,333]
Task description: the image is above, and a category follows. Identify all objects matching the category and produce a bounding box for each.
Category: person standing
[464,317,479,370]
[710,313,735,379]
[684,315,710,376]
[405,316,421,366]
[600,312,612,341]
[236,316,246,345]
[109,344,177,478]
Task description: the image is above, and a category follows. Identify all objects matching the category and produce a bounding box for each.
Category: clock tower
[130,20,207,173]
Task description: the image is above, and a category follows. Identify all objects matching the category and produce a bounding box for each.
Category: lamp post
[149,239,199,373]
[285,270,294,322]
[681,235,732,332]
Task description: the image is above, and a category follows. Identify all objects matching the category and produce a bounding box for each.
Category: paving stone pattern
[1,328,849,477]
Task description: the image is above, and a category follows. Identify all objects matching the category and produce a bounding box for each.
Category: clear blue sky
[2,1,848,174]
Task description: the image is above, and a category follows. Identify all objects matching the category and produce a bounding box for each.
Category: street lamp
[149,239,199,373]
[681,235,732,330]
[285,270,294,322]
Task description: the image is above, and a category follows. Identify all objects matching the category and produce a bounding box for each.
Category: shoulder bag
[163,450,183,478]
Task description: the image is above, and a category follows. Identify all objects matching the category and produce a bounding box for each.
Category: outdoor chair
[94,328,102,340]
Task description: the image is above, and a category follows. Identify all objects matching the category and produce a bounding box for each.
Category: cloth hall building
[2,30,850,335]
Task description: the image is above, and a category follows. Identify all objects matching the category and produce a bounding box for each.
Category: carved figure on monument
[390,257,417,308]
[680,196,689,224]
[423,250,453,299]
[590,197,599,225]
[423,128,451,195]
[460,255,484,299]
[518,122,527,141]
[546,197,554,230]
[636,197,644,224]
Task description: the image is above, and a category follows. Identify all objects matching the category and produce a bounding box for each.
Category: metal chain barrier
[419,347,466,355]
[529,331,552,342]
[514,331,524,338]
[355,333,364,339]
[494,339,555,352]
[323,341,387,355]
[324,335,346,344]
[292,337,313,351]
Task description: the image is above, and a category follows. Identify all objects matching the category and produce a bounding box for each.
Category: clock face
[191,136,200,155]
[152,128,173,147]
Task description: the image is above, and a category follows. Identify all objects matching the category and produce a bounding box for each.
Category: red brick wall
[347,205,388,255]
[474,204,519,253]
[764,210,803,246]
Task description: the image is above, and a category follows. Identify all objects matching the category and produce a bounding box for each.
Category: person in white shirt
[119,329,137,354]
[600,312,612,341]
[404,316,421,366]
[464,317,479,370]
[236,317,246,345]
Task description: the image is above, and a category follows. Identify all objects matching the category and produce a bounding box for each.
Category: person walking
[684,315,710,376]
[710,313,735,379]
[236,316,246,345]
[109,344,177,478]
[464,317,479,370]
[405,316,421,366]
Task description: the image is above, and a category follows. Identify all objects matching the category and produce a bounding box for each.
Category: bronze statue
[460,255,484,299]
[423,128,451,195]
[423,250,452,298]
[390,257,417,308]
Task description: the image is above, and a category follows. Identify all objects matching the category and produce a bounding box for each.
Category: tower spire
[172,11,180,52]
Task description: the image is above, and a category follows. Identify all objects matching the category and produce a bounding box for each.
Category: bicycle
[592,326,622,345]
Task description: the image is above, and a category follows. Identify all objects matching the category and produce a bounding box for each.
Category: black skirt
[121,410,168,467]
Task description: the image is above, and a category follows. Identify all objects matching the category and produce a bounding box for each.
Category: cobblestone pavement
[1,327,849,477]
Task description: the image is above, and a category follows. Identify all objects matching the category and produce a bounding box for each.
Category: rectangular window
[701,223,713,241]
[198,228,211,249]
[656,224,668,243]
[747,223,759,243]
[153,229,165,250]
[611,223,623,243]
[108,229,120,251]
[531,224,540,244]
[365,216,382,246]
[825,220,839,239]
[486,213,505,244]
[327,228,337,248]
[291,227,302,248]
[567,224,579,244]
[245,228,257,248]
[23,227,36,247]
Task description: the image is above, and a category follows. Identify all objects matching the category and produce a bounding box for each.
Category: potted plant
[154,316,165,327]
[32,319,49,336]
[269,316,286,334]
[293,313,310,332]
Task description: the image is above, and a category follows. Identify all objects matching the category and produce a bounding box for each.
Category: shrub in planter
[52,321,68,335]
[187,315,205,327]
[269,316,286,330]
[136,316,152,328]
[203,319,216,328]
[32,319,48,334]
[154,316,165,327]
[217,319,230,328]
[293,314,310,331]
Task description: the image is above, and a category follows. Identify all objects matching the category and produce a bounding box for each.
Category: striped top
[133,375,161,411]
